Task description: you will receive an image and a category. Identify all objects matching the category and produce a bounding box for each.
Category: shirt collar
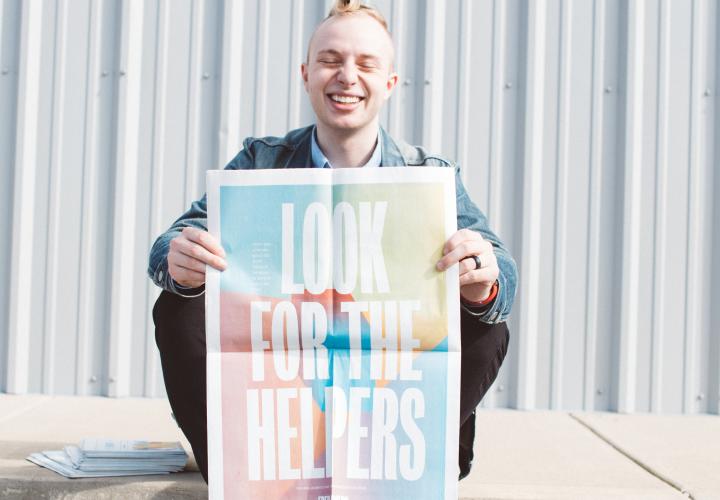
[310,126,382,168]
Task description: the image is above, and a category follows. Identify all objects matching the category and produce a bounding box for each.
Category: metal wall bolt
[202,72,210,80]
[108,377,116,383]
[402,79,412,86]
[424,79,431,85]
[101,71,109,77]
[596,389,603,395]
[704,88,711,97]
[504,82,512,89]
[119,70,126,77]
[497,385,505,393]
[89,376,97,383]
[697,393,705,401]
[604,86,613,93]
[1,67,8,75]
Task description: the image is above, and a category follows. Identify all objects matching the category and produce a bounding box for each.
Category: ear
[301,62,309,92]
[384,72,399,99]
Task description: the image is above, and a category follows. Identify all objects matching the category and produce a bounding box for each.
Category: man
[149,0,517,484]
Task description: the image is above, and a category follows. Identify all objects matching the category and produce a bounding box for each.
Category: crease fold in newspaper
[206,167,460,500]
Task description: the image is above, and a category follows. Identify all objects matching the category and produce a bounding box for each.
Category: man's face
[302,14,398,134]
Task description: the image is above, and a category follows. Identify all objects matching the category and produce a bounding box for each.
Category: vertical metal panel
[386,0,405,139]
[287,0,305,130]
[142,0,170,398]
[75,0,104,395]
[217,0,244,165]
[107,0,143,397]
[487,0,506,229]
[651,0,670,412]
[709,0,720,416]
[0,0,718,416]
[0,0,22,393]
[42,0,68,394]
[516,0,545,410]
[549,0,572,409]
[583,0,606,411]
[683,0,708,413]
[253,0,268,135]
[6,0,43,394]
[421,0,444,152]
[617,0,644,413]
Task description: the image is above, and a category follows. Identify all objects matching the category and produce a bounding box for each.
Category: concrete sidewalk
[0,395,717,499]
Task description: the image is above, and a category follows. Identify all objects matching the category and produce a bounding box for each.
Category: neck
[315,121,379,168]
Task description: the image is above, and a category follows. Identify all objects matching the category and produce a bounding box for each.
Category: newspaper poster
[206,167,461,499]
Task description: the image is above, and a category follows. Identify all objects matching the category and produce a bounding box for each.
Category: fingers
[167,228,227,288]
[442,228,481,256]
[169,263,206,288]
[183,227,226,258]
[168,251,207,274]
[459,252,497,275]
[459,267,497,287]
[170,229,227,271]
[436,233,492,271]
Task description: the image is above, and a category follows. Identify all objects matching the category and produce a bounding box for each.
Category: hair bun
[332,0,362,14]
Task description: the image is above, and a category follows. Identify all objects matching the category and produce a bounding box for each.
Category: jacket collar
[285,125,407,168]
[379,126,407,167]
[283,126,315,168]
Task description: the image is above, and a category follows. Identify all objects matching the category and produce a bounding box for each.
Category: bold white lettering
[359,201,389,293]
[303,202,331,294]
[276,388,300,480]
[347,387,370,479]
[250,301,271,381]
[333,202,358,294]
[399,300,422,381]
[281,204,304,294]
[301,302,329,380]
[341,301,368,379]
[271,301,300,381]
[384,301,398,380]
[369,301,398,380]
[399,388,425,481]
[324,386,348,478]
[247,389,276,480]
[370,388,398,480]
[300,387,325,478]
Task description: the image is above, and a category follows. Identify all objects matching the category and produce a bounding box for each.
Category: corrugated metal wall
[1,0,718,414]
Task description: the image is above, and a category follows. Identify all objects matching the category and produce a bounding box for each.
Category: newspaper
[26,439,187,478]
[206,168,461,499]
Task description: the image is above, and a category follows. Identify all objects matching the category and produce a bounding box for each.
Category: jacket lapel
[283,126,315,168]
[379,127,407,167]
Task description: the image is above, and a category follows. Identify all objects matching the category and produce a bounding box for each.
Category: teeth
[331,95,361,104]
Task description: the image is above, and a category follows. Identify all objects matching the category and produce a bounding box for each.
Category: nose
[337,61,358,86]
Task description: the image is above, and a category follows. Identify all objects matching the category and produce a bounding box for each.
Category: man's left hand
[436,228,499,304]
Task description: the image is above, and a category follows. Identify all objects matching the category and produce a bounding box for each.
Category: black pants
[153,291,509,483]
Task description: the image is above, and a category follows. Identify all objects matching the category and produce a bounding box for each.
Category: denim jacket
[147,125,518,324]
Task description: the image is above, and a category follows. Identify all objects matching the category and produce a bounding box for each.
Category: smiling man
[149,0,517,485]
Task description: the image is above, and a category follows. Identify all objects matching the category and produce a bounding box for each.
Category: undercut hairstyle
[306,0,395,66]
[327,0,390,33]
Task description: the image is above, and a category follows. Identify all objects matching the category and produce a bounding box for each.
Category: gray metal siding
[0,0,718,414]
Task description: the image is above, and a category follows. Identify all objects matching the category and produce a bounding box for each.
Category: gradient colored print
[206,169,460,500]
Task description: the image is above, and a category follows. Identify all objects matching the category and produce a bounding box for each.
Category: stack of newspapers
[27,438,187,478]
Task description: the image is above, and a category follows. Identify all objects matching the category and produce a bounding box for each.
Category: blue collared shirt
[310,126,382,168]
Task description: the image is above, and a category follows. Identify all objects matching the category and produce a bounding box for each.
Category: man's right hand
[168,227,227,288]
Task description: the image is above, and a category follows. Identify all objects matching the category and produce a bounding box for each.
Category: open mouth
[328,94,365,104]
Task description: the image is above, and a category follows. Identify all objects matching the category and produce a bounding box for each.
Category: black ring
[472,255,482,270]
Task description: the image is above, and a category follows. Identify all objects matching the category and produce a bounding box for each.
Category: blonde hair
[306,0,394,65]
[326,0,390,33]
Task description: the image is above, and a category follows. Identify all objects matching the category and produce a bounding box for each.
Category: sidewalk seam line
[568,413,693,500]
